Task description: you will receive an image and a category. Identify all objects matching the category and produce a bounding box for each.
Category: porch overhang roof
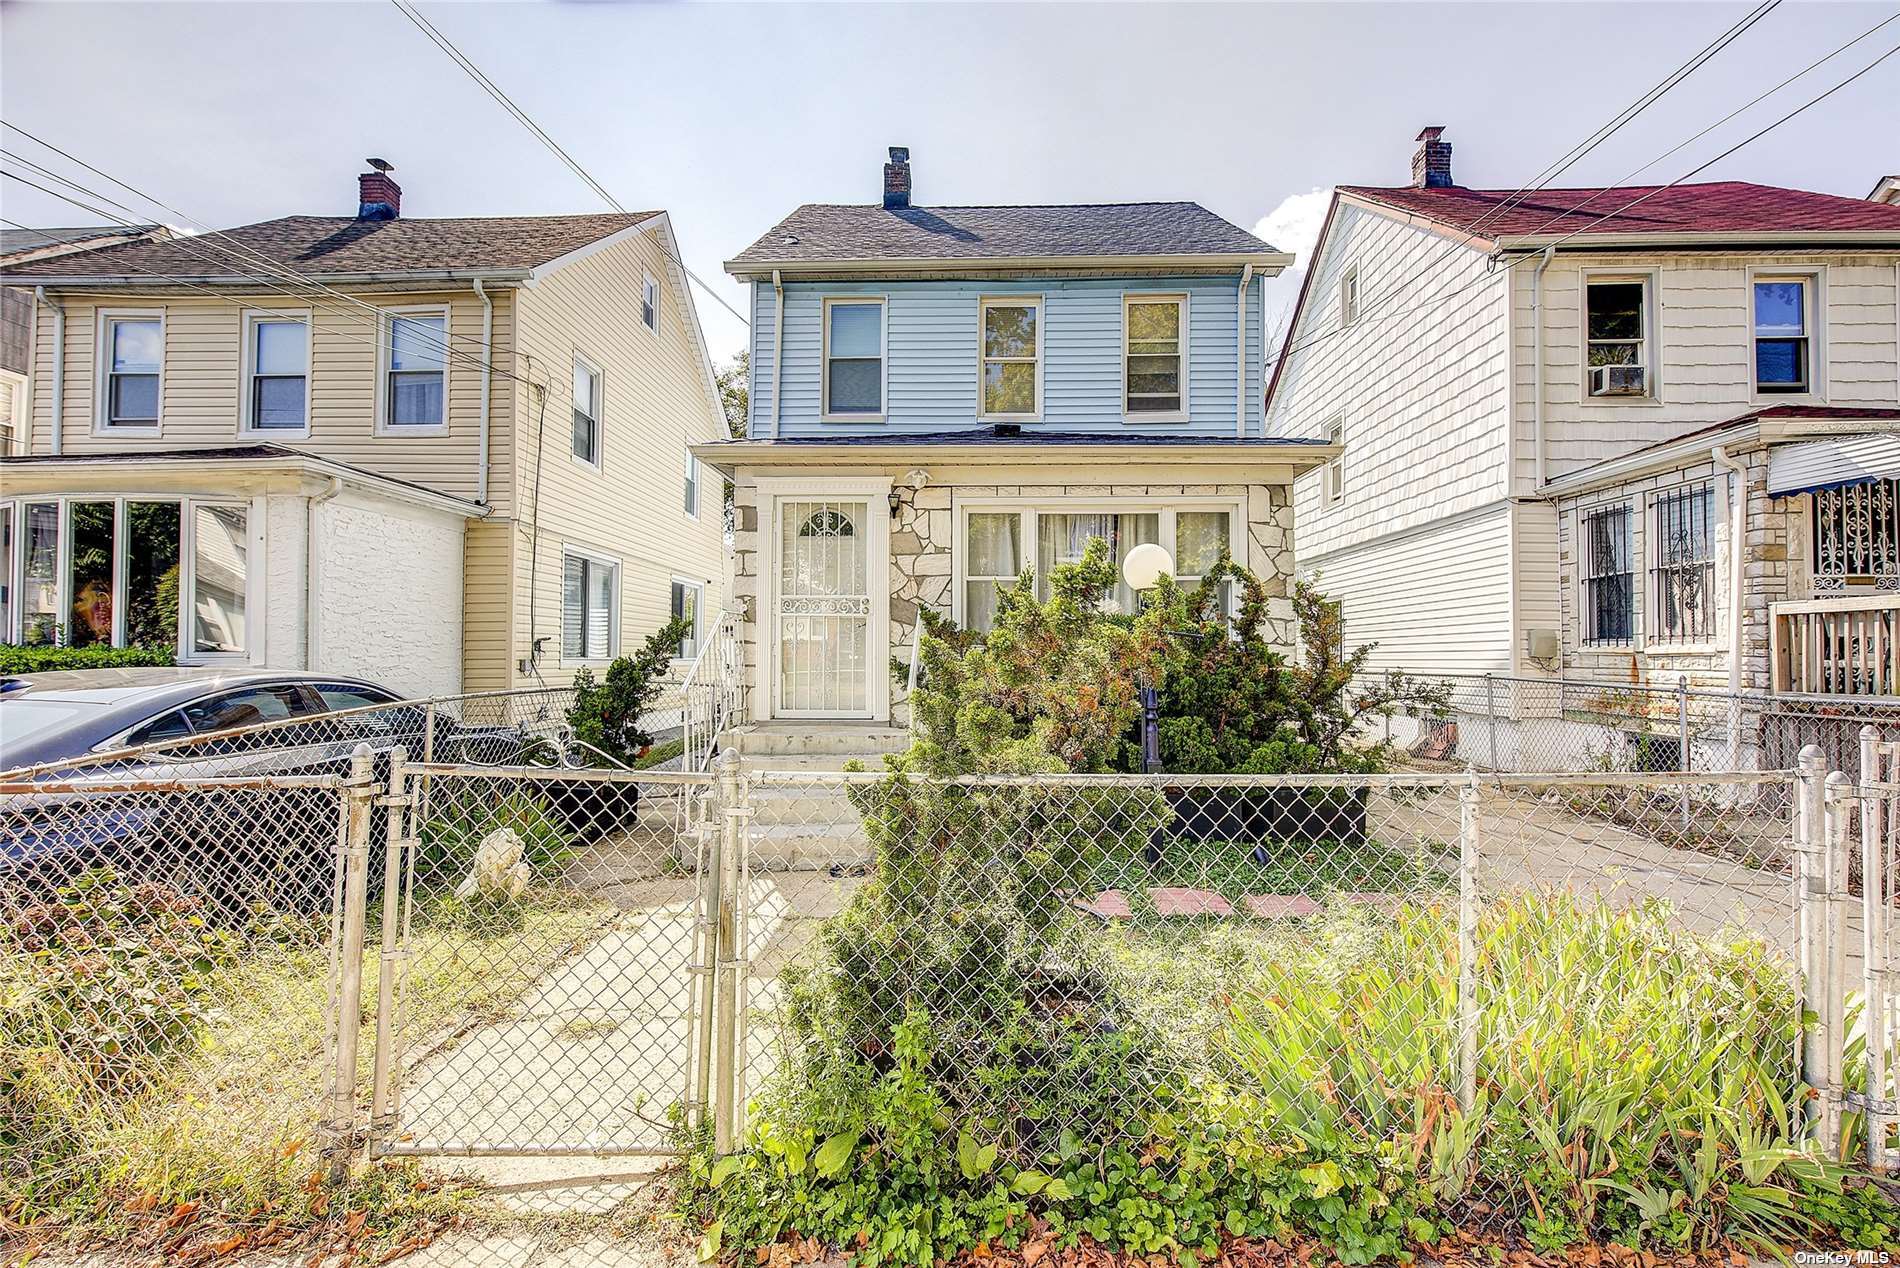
[691,433,1337,474]
[0,445,489,518]
[1768,433,1900,498]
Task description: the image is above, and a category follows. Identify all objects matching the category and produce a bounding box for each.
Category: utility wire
[388,0,749,331]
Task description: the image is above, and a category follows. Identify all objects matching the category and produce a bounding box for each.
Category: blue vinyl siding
[752,275,1264,438]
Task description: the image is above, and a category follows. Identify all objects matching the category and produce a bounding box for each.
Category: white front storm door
[772,496,887,718]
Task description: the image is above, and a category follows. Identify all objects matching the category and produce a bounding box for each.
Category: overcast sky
[3,1,1895,362]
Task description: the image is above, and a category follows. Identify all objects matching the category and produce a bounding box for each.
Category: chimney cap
[889,146,910,164]
[1415,125,1445,143]
[366,157,395,173]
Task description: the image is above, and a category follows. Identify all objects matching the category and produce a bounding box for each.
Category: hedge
[0,644,176,675]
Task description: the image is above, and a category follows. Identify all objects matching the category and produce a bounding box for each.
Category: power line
[388,0,749,332]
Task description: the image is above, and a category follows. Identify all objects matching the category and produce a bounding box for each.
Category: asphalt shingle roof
[0,225,165,261]
[3,212,661,281]
[1338,181,1900,240]
[727,203,1276,270]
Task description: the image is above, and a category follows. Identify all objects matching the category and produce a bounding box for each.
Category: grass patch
[1078,829,1452,909]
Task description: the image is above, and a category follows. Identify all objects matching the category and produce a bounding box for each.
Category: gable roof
[2,212,662,284]
[1338,180,1900,244]
[726,202,1285,277]
[0,224,168,263]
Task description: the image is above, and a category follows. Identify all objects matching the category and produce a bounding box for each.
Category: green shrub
[565,616,691,767]
[0,643,175,674]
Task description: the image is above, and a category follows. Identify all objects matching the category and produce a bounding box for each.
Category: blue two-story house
[697,149,1333,728]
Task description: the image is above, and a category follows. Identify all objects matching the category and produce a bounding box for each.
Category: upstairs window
[1754,276,1813,394]
[1582,504,1635,645]
[642,274,661,332]
[571,356,602,466]
[1125,295,1186,418]
[979,297,1040,419]
[101,314,161,428]
[1324,416,1345,503]
[823,298,884,417]
[385,311,446,429]
[1585,277,1649,397]
[1650,484,1715,644]
[1338,264,1359,328]
[682,446,700,517]
[245,316,308,432]
[562,550,618,661]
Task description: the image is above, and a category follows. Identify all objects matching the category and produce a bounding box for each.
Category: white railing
[680,609,744,775]
[1771,594,1900,697]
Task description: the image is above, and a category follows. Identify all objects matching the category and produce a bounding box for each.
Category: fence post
[324,743,377,1185]
[1796,745,1828,1146]
[368,746,409,1154]
[1823,770,1853,1156]
[1859,725,1891,1169]
[1677,676,1691,832]
[1457,772,1483,1114]
[712,749,743,1156]
[1483,673,1499,771]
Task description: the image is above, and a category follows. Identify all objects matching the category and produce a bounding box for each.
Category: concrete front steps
[727,724,909,871]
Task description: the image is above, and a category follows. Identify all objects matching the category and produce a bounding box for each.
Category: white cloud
[1253,186,1334,357]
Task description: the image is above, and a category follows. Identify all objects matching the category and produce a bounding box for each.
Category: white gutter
[305,476,343,674]
[1712,444,1749,696]
[1530,247,1554,488]
[473,277,494,504]
[39,286,63,456]
[1235,264,1254,440]
[770,270,785,441]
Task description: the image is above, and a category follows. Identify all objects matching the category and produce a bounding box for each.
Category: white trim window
[1584,274,1651,398]
[98,311,163,430]
[1338,263,1359,329]
[1753,274,1815,395]
[561,549,619,662]
[571,355,602,467]
[670,577,703,658]
[1324,416,1345,503]
[1648,482,1716,645]
[1124,293,1188,419]
[381,308,448,431]
[978,296,1041,420]
[682,445,701,517]
[241,312,310,434]
[642,272,661,333]
[0,499,12,641]
[1581,503,1636,646]
[822,297,885,419]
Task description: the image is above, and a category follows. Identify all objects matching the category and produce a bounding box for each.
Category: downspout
[1712,443,1749,766]
[305,477,343,672]
[770,270,785,440]
[1530,247,1555,488]
[473,278,495,505]
[39,287,63,456]
[1235,264,1254,439]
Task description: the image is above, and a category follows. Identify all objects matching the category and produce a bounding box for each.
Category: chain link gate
[347,753,732,1159]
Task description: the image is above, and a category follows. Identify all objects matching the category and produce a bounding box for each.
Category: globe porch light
[1122,542,1174,593]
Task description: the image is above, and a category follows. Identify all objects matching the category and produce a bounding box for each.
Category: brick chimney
[883,147,911,210]
[1411,126,1453,189]
[357,160,401,221]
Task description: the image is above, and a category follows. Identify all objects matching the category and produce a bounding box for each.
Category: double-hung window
[244,315,309,432]
[823,298,884,417]
[1124,295,1186,418]
[384,311,446,429]
[979,297,1040,419]
[670,578,703,658]
[1324,416,1345,503]
[1338,264,1359,328]
[1650,484,1715,644]
[561,550,618,661]
[642,274,661,332]
[1585,276,1649,397]
[1582,505,1635,645]
[101,313,162,429]
[1753,275,1813,394]
[682,446,700,517]
[571,356,602,466]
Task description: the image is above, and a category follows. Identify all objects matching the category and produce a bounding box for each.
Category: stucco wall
[261,493,307,672]
[312,489,466,698]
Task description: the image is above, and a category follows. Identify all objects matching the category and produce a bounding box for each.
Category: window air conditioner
[1590,364,1646,396]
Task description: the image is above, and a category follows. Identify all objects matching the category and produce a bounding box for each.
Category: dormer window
[979,297,1040,419]
[1585,276,1650,398]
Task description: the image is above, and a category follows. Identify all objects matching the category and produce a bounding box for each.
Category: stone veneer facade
[729,476,1298,725]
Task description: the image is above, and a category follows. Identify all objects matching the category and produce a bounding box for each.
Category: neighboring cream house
[0,167,727,698]
[1267,128,1900,724]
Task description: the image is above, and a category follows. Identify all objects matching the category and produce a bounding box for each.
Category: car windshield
[0,699,108,758]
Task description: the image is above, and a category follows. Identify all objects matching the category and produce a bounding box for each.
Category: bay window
[100,313,162,429]
[1124,295,1187,418]
[979,297,1041,419]
[0,498,246,656]
[958,503,1238,631]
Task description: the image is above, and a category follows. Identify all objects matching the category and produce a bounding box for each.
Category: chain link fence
[1370,669,1900,778]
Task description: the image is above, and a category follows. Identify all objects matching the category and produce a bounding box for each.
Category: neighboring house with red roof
[0,165,727,698]
[1266,127,1900,763]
